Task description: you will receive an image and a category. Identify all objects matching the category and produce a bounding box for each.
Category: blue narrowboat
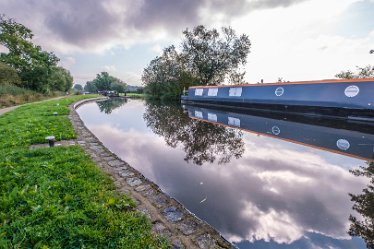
[183,105,374,160]
[181,78,374,121]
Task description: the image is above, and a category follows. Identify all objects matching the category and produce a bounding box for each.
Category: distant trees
[335,65,374,79]
[0,15,73,93]
[84,72,127,93]
[73,84,83,92]
[142,25,251,100]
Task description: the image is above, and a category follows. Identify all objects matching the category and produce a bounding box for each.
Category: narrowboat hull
[181,79,374,121]
[182,105,374,160]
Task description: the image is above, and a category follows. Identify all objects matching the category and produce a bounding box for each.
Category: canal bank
[0,96,168,248]
[71,98,234,249]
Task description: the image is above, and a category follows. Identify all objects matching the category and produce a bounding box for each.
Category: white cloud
[227,0,373,82]
[1,0,372,87]
[59,56,76,69]
[103,64,117,72]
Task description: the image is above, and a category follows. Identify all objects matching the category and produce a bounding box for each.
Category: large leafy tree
[142,25,251,99]
[182,25,251,86]
[0,15,72,93]
[142,46,197,99]
[48,67,73,92]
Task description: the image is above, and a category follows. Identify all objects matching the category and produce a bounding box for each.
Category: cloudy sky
[1,0,373,85]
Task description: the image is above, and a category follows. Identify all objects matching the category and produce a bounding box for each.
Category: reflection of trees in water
[348,162,374,249]
[96,97,127,114]
[143,101,244,166]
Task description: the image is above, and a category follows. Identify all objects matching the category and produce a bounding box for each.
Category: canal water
[77,98,373,249]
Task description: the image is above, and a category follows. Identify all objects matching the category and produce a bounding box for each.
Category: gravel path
[0,105,19,116]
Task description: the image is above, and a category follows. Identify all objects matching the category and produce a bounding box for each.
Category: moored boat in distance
[181,78,374,121]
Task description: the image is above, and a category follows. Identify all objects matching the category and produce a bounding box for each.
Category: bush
[0,84,45,107]
[0,62,21,86]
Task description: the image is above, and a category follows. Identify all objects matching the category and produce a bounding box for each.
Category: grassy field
[0,95,169,248]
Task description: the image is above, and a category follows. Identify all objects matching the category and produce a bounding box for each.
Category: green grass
[124,93,145,98]
[0,95,169,249]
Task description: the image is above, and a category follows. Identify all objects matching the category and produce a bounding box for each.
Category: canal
[77,98,372,249]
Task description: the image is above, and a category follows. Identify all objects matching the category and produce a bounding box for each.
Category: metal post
[45,136,55,147]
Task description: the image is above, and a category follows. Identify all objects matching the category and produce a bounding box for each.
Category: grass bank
[123,93,145,98]
[0,95,169,248]
[0,84,63,108]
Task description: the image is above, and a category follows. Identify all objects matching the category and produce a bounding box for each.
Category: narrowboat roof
[189,77,374,89]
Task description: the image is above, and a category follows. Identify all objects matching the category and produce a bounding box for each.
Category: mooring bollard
[45,136,55,147]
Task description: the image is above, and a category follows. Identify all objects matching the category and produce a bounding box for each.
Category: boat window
[208,88,218,96]
[229,87,242,97]
[195,111,203,118]
[208,113,217,122]
[195,88,203,96]
[228,117,241,127]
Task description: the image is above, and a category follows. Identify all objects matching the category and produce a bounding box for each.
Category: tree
[84,81,98,93]
[73,84,83,92]
[348,162,374,249]
[92,72,113,91]
[0,15,60,92]
[142,46,197,99]
[229,69,246,84]
[86,72,127,93]
[142,25,251,99]
[182,25,251,86]
[0,62,21,86]
[336,65,374,79]
[48,67,73,92]
[0,15,73,94]
[110,81,127,94]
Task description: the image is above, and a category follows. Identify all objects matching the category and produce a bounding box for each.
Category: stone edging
[69,98,234,249]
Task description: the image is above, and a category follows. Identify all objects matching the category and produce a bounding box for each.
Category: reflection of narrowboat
[181,78,374,121]
[183,105,374,160]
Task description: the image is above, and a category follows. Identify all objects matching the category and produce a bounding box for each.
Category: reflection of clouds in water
[240,201,303,244]
[90,124,163,180]
[87,123,367,246]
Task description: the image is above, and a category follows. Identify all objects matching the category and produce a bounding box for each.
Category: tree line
[0,15,73,94]
[142,25,251,100]
[82,72,127,94]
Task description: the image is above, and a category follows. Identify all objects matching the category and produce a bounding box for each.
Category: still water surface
[77,98,372,249]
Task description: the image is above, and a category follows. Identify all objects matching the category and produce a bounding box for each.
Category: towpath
[0,96,67,116]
